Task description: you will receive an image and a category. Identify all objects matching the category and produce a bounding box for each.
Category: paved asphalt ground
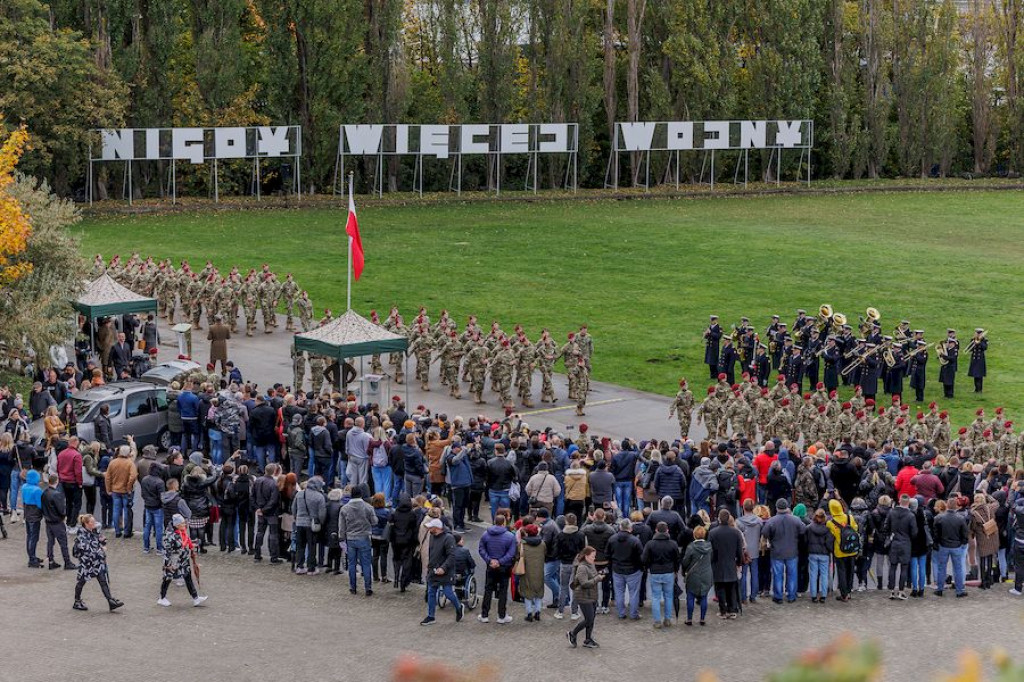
[3,314,1024,680]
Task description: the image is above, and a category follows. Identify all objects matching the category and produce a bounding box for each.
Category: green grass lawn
[75,191,1024,428]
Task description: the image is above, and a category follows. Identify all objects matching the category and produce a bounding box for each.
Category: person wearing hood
[736,499,763,604]
[158,513,208,608]
[370,492,393,582]
[642,520,680,628]
[762,498,805,603]
[338,484,377,595]
[519,524,547,622]
[908,498,932,597]
[22,469,44,567]
[182,466,219,552]
[322,486,345,574]
[214,463,238,553]
[477,513,518,623]
[969,492,999,589]
[849,497,871,592]
[286,414,308,482]
[680,524,713,626]
[1010,489,1024,596]
[309,416,333,481]
[826,497,859,601]
[562,455,589,522]
[292,476,326,575]
[689,457,718,516]
[554,512,586,619]
[582,507,616,613]
[72,514,122,612]
[390,496,420,591]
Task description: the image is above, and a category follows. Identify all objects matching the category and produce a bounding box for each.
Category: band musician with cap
[704,315,722,379]
[967,327,988,394]
[939,329,959,399]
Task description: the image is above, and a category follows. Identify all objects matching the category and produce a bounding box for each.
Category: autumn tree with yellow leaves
[0,123,32,286]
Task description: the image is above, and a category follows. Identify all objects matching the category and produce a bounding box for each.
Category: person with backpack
[370,425,394,505]
[442,441,473,532]
[826,497,860,601]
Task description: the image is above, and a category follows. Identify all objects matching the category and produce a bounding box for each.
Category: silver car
[29,382,172,450]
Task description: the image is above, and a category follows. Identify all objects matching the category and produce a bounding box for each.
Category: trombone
[966,330,987,353]
[841,345,883,377]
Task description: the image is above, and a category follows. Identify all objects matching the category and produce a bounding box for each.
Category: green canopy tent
[73,273,158,357]
[293,309,409,400]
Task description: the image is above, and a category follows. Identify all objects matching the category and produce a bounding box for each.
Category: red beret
[841,402,852,409]
[741,372,750,379]
[892,394,901,403]
[803,393,811,400]
[148,347,158,355]
[206,363,214,371]
[996,407,1004,413]
[707,387,716,394]
[878,406,885,414]
[780,398,790,406]
[679,379,687,387]
[579,423,588,432]
[817,405,826,413]
[896,417,905,425]
[718,373,727,381]
[761,388,769,395]
[829,390,837,398]
[983,429,992,437]
[900,405,909,412]
[731,384,740,390]
[777,374,786,381]
[929,402,937,409]
[939,411,949,418]
[958,427,968,434]
[976,408,985,416]
[816,382,824,390]
[916,412,924,420]
[865,399,875,406]
[1005,421,1014,429]
[855,410,865,418]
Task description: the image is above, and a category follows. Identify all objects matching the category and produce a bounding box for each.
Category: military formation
[367,308,594,415]
[702,305,989,403]
[94,253,316,336]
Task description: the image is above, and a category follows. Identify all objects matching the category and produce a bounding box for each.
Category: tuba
[866,307,880,322]
[832,312,847,327]
[935,341,949,366]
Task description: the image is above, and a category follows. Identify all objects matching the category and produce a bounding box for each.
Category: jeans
[740,560,759,602]
[143,508,164,551]
[488,489,511,521]
[808,554,829,598]
[181,419,200,452]
[909,554,927,591]
[935,545,967,595]
[426,581,460,619]
[614,481,633,515]
[9,470,21,511]
[613,570,642,618]
[372,466,393,503]
[45,521,71,563]
[649,572,675,623]
[209,428,223,464]
[112,492,133,536]
[686,590,708,621]
[558,563,578,614]
[450,486,469,530]
[772,556,798,601]
[481,566,511,619]
[524,597,543,615]
[347,537,373,592]
[544,560,561,606]
[252,443,277,473]
[25,519,41,563]
[404,475,425,498]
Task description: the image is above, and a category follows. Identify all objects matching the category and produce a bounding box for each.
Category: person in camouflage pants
[491,340,516,409]
[466,337,489,404]
[309,354,325,395]
[408,325,434,391]
[668,379,694,439]
[570,357,590,416]
[259,274,275,333]
[534,330,558,403]
[514,337,536,408]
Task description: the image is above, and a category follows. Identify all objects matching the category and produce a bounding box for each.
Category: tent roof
[293,309,408,358]
[73,274,158,318]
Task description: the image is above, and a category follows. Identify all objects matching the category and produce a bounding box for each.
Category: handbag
[302,493,322,533]
[509,481,521,502]
[528,473,548,507]
[982,517,998,537]
[513,541,526,576]
[209,505,221,524]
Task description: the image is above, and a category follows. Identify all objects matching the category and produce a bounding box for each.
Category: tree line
[1,0,1021,199]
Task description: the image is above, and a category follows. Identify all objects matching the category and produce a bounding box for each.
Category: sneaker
[1010,588,1022,596]
[933,590,944,597]
[420,617,436,626]
[307,569,319,576]
[48,562,61,570]
[570,612,581,621]
[653,622,662,630]
[582,640,599,649]
[456,604,465,622]
[157,598,171,607]
[72,600,88,611]
[192,595,208,607]
[553,611,564,620]
[294,568,307,575]
[897,591,908,600]
[525,613,534,622]
[663,619,673,628]
[956,592,969,598]
[64,563,78,570]
[477,614,489,623]
[856,584,866,593]
[497,615,513,625]
[566,631,577,648]
[534,613,541,622]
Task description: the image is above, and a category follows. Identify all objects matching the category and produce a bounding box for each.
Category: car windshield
[70,396,122,421]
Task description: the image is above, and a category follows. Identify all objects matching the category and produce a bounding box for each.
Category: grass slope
[76,191,1024,427]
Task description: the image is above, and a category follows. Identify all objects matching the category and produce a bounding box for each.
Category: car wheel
[158,429,172,451]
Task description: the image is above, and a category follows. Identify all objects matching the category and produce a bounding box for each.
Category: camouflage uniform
[491,344,516,408]
[576,329,593,370]
[369,312,384,374]
[668,385,694,439]
[560,338,582,399]
[569,359,589,415]
[309,354,326,395]
[697,391,721,441]
[188,276,205,330]
[268,275,282,327]
[243,277,259,336]
[752,394,774,439]
[228,275,243,333]
[974,437,997,464]
[998,429,1019,467]
[534,334,558,403]
[851,415,872,444]
[297,292,314,333]
[202,276,218,328]
[440,334,464,399]
[90,255,105,280]
[384,316,405,384]
[408,329,433,391]
[258,276,275,333]
[931,419,951,454]
[466,341,489,404]
[514,340,535,408]
[292,346,306,393]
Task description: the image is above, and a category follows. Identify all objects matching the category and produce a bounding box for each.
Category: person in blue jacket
[22,469,44,567]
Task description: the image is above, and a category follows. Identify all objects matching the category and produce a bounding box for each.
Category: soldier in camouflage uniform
[292,345,306,393]
[227,273,243,333]
[910,413,930,442]
[258,274,275,333]
[576,325,593,370]
[989,408,1007,438]
[200,273,218,328]
[569,356,589,416]
[309,354,326,395]
[997,421,1019,467]
[439,330,464,399]
[696,387,721,441]
[851,410,872,444]
[242,274,259,336]
[407,324,434,391]
[725,390,753,438]
[769,374,788,404]
[931,411,951,453]
[533,329,558,403]
[319,308,334,326]
[668,378,694,439]
[514,334,535,408]
[187,273,205,330]
[974,429,997,463]
[491,339,516,409]
[753,388,774,440]
[383,309,405,384]
[466,336,489,404]
[297,291,314,332]
[268,273,282,328]
[968,409,988,446]
[367,310,384,374]
[834,402,855,443]
[766,398,794,441]
[889,417,909,449]
[90,254,105,280]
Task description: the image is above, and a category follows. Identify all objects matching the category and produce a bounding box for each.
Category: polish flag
[346,182,364,280]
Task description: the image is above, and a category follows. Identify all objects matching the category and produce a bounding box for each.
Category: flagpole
[347,172,353,312]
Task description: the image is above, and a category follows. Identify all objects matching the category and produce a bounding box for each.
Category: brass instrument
[894,326,909,343]
[833,313,847,327]
[883,347,896,368]
[966,330,987,353]
[935,341,949,366]
[819,304,833,319]
[866,307,880,322]
[905,345,928,362]
[843,346,862,360]
[841,345,883,377]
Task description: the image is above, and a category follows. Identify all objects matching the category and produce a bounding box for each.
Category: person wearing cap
[442,441,473,531]
[908,338,928,403]
[781,345,806,395]
[967,327,988,393]
[158,513,207,608]
[420,517,463,625]
[939,329,959,398]
[718,336,738,386]
[762,498,806,603]
[703,315,722,379]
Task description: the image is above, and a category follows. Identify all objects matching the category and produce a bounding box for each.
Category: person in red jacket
[893,461,919,499]
[752,441,778,504]
[57,437,84,528]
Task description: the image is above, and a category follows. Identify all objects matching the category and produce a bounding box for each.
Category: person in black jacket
[182,466,220,552]
[42,474,75,570]
[215,464,239,553]
[932,499,969,597]
[608,518,644,619]
[140,463,166,553]
[646,497,686,545]
[93,404,113,450]
[642,521,680,628]
[252,464,282,563]
[708,509,744,617]
[248,396,278,474]
[554,513,585,619]
[233,466,254,554]
[390,497,420,591]
[467,445,487,523]
[882,494,918,599]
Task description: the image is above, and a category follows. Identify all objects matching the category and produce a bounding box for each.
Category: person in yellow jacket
[826,497,859,602]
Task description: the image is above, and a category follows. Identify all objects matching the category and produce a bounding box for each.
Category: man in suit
[108,332,133,379]
[208,314,231,374]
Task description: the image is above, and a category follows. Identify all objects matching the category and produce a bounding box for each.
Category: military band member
[908,339,928,403]
[719,336,738,385]
[803,328,822,387]
[704,315,722,379]
[939,329,959,398]
[751,343,771,387]
[765,315,781,361]
[772,322,789,370]
[883,340,906,397]
[782,345,806,394]
[820,337,840,393]
[859,344,880,402]
[967,327,987,393]
[792,309,810,343]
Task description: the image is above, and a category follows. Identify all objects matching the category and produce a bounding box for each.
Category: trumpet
[905,345,928,361]
[966,330,987,353]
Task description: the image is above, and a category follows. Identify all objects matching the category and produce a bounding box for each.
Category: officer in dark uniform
[740,321,756,368]
[837,324,855,384]
[751,343,771,387]
[782,345,806,394]
[885,343,906,397]
[821,336,840,393]
[765,315,781,348]
[719,336,738,385]
[804,328,822,387]
[772,323,789,370]
[908,338,928,403]
[793,309,809,341]
[860,343,880,402]
[846,339,867,387]
[704,314,722,379]
[967,327,987,393]
[879,336,893,392]
[939,329,959,398]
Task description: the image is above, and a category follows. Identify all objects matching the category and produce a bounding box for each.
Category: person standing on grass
[71,514,122,612]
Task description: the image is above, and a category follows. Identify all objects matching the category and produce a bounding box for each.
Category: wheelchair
[437,572,479,610]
